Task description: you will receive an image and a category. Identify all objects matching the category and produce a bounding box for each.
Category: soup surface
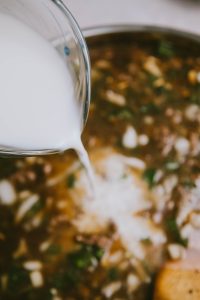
[0,30,200,300]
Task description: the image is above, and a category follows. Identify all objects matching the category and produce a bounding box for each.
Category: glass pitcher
[0,0,91,156]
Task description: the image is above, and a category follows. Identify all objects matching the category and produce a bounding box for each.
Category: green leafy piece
[154,85,168,96]
[46,244,62,255]
[117,109,133,120]
[26,200,43,219]
[141,238,152,246]
[140,103,160,115]
[51,269,78,289]
[143,168,157,187]
[108,108,134,121]
[158,40,174,58]
[182,180,196,189]
[67,174,76,188]
[50,243,104,291]
[7,265,30,293]
[68,243,104,270]
[167,69,179,80]
[148,74,158,84]
[108,268,119,280]
[165,218,188,247]
[95,247,104,260]
[191,86,200,105]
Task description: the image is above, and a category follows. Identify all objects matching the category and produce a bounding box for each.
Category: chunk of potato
[154,249,200,300]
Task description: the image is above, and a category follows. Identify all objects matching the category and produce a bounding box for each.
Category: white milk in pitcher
[0,12,82,151]
[0,12,93,180]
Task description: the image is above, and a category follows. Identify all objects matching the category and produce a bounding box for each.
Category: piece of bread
[154,249,200,300]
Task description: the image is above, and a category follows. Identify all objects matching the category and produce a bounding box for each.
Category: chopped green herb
[51,269,78,289]
[154,86,166,96]
[191,86,200,105]
[143,168,157,187]
[182,180,196,189]
[46,244,62,255]
[167,69,179,80]
[141,238,152,246]
[68,243,104,270]
[117,109,133,120]
[147,74,158,87]
[50,243,104,291]
[165,218,188,247]
[108,268,119,280]
[95,247,104,260]
[158,40,174,58]
[7,265,30,293]
[26,200,43,219]
[67,174,76,188]
[108,108,133,121]
[140,103,160,115]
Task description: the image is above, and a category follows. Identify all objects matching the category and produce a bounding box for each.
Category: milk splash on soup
[0,13,93,182]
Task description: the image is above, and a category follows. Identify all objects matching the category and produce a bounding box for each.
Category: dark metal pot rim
[83,24,200,42]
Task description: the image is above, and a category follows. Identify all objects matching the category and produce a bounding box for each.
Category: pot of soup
[0,25,200,300]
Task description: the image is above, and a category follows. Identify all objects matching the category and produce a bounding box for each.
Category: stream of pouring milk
[0,13,94,185]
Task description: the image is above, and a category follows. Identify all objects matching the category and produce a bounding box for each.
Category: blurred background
[65,0,200,35]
